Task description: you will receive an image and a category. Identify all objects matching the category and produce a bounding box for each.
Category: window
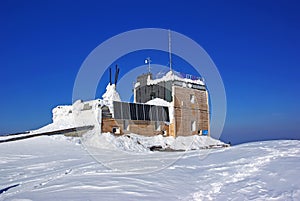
[101,106,112,118]
[83,103,92,110]
[150,92,156,100]
[123,120,129,131]
[190,94,195,103]
[191,120,196,131]
[155,121,161,131]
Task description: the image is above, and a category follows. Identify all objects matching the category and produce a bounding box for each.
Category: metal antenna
[115,64,120,86]
[145,57,151,73]
[109,67,112,84]
[168,29,172,72]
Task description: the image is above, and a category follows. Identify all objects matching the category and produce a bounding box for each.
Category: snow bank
[84,132,149,152]
[82,131,226,152]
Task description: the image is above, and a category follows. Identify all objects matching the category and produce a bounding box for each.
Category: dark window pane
[122,102,130,120]
[137,104,144,120]
[157,106,164,121]
[150,106,158,121]
[163,107,170,121]
[113,101,122,119]
[129,103,138,120]
[144,105,150,120]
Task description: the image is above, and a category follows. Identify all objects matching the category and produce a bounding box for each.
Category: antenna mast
[168,29,172,72]
[145,57,151,73]
[109,67,112,85]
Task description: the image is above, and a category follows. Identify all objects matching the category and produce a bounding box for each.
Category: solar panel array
[113,101,169,122]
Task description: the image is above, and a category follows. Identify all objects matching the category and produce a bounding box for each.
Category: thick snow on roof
[145,98,174,123]
[146,98,171,106]
[147,70,205,86]
[102,84,121,102]
[29,99,103,135]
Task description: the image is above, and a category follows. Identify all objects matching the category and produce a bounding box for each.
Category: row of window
[113,101,170,122]
[123,119,206,134]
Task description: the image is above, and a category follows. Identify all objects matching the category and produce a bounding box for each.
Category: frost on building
[101,70,210,137]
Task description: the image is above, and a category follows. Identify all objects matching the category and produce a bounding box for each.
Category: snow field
[0,136,299,201]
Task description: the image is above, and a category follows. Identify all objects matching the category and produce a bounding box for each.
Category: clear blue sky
[0,0,299,144]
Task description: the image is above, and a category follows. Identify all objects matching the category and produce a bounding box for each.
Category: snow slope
[1,136,299,201]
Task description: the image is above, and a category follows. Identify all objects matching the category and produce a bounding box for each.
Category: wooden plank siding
[102,118,168,136]
[173,86,209,137]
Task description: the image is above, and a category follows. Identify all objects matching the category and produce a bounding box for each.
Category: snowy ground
[1,136,299,201]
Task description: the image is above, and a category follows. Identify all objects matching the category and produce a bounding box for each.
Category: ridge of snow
[146,70,205,86]
[146,98,171,106]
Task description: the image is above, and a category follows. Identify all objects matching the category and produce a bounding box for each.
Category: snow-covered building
[50,69,210,138]
[101,70,210,137]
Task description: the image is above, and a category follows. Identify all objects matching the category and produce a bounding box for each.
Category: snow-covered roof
[146,71,205,86]
[145,98,171,107]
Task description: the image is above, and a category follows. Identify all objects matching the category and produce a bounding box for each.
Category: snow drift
[0,136,299,201]
[82,131,226,153]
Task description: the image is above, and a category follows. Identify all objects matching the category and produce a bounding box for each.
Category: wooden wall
[173,86,209,136]
[102,118,120,134]
[102,118,169,136]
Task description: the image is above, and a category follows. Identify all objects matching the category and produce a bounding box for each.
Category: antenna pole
[114,64,120,86]
[109,67,112,85]
[146,57,151,73]
[168,29,172,72]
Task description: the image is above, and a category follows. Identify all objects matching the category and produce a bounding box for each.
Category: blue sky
[0,0,299,144]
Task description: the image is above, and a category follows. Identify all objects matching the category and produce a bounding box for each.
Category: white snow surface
[1,136,299,201]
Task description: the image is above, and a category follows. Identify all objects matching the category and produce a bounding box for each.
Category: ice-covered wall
[46,84,122,133]
[52,105,74,124]
[102,84,121,102]
[46,99,103,132]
